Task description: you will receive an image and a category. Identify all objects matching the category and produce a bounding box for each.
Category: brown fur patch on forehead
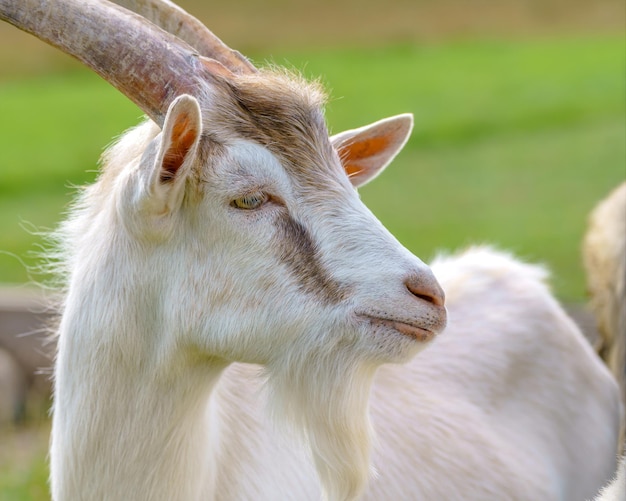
[209,69,341,188]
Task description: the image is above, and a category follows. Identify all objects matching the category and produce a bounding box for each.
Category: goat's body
[90,247,616,501]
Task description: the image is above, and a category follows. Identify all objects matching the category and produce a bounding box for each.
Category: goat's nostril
[414,292,437,304]
[404,275,445,307]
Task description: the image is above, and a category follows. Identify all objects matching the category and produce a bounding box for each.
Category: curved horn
[113,0,257,74]
[0,0,215,125]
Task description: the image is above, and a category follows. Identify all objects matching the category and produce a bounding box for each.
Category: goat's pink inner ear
[160,113,199,183]
[339,136,391,181]
[332,114,413,187]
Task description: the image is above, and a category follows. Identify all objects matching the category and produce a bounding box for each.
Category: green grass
[0,454,48,501]
[0,36,624,300]
[0,423,50,501]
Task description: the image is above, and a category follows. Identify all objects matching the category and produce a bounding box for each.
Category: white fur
[48,96,621,501]
[595,456,626,501]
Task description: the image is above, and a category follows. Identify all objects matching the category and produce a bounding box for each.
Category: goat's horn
[0,0,216,125]
[113,0,257,74]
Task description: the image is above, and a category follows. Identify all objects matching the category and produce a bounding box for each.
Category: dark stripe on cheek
[275,213,350,305]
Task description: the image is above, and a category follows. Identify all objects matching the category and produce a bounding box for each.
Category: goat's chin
[366,329,434,365]
[265,345,378,501]
[343,312,439,365]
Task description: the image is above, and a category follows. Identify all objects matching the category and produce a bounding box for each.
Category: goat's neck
[50,284,227,501]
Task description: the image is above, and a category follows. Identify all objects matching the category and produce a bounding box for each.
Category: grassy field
[0,36,623,299]
[0,423,49,501]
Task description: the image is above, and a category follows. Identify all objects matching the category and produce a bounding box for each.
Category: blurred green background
[0,0,625,301]
[0,1,624,495]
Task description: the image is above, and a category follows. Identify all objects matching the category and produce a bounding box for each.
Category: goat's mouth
[360,315,437,342]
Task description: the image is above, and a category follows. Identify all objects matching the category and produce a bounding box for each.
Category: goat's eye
[231,192,269,210]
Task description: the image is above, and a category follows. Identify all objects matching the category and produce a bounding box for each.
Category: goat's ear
[331,114,413,188]
[147,94,202,213]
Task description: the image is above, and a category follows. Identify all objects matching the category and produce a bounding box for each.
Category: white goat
[1,1,621,500]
